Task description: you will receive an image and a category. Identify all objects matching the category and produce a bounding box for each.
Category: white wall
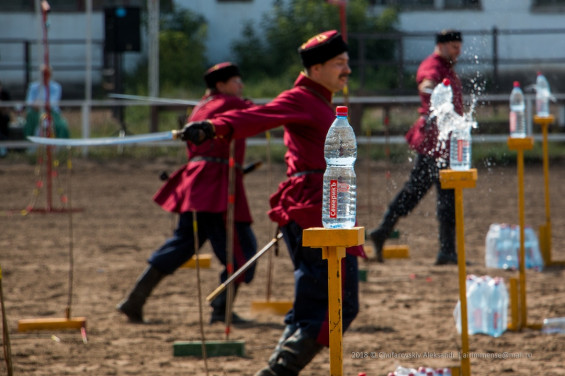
[398,0,565,76]
[176,0,277,63]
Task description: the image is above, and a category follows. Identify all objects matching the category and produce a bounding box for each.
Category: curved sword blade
[27,130,178,147]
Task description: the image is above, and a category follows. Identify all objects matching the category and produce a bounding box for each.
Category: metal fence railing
[1,93,564,156]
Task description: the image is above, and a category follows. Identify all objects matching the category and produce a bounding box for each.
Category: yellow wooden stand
[363,244,410,260]
[533,115,565,266]
[180,254,212,269]
[302,227,364,376]
[18,317,86,332]
[440,168,477,376]
[250,300,293,315]
[507,137,542,331]
[18,308,87,343]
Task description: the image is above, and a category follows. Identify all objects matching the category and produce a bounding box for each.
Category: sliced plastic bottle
[449,126,471,170]
[430,78,454,112]
[485,277,508,337]
[322,106,357,229]
[535,72,551,117]
[509,81,527,138]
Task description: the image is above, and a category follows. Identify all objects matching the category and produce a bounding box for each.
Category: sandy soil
[1,153,564,376]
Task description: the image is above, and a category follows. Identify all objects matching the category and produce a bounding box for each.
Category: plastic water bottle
[524,226,543,270]
[509,81,527,138]
[467,276,489,335]
[500,225,516,269]
[485,223,501,268]
[322,106,357,229]
[485,277,508,337]
[535,72,551,117]
[449,126,471,170]
[393,366,418,376]
[541,317,565,334]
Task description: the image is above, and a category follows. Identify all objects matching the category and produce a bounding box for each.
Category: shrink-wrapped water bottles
[453,275,508,337]
[485,223,544,271]
[322,106,357,228]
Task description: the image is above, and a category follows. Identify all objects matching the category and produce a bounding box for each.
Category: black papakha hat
[298,30,348,68]
[204,62,241,88]
[436,30,463,44]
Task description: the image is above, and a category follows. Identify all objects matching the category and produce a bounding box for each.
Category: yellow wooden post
[533,115,565,266]
[507,137,533,330]
[439,168,477,376]
[507,277,520,331]
[302,227,364,376]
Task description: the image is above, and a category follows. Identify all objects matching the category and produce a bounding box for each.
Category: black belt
[189,156,243,170]
[291,169,324,178]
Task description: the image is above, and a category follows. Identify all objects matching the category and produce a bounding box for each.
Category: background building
[0,0,564,98]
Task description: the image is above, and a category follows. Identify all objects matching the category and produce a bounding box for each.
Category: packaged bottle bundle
[484,223,544,271]
[453,275,509,337]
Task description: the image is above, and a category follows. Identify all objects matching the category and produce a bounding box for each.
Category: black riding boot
[117,265,165,322]
[435,221,457,265]
[369,209,399,263]
[254,328,324,376]
[209,284,250,324]
[267,324,298,365]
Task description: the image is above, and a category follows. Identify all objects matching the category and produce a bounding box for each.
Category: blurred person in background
[117,62,258,325]
[369,29,463,265]
[24,64,69,139]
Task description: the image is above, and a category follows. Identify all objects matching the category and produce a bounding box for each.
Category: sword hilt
[171,130,182,140]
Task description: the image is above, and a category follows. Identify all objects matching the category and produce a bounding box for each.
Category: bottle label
[329,180,338,218]
[457,139,468,162]
[509,111,516,132]
[457,139,464,162]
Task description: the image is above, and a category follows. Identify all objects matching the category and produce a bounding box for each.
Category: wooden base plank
[18,317,86,332]
[250,300,293,315]
[173,340,245,357]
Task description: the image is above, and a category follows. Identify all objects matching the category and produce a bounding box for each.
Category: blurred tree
[126,7,208,95]
[231,0,399,94]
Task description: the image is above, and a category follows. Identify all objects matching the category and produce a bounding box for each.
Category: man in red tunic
[181,30,365,376]
[117,62,258,324]
[369,29,463,265]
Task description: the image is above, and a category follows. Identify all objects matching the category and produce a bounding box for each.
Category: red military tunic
[153,93,254,222]
[210,73,365,257]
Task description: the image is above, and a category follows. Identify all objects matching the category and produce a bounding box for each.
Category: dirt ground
[1,152,564,376]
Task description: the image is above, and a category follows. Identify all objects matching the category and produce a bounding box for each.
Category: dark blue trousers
[148,211,257,284]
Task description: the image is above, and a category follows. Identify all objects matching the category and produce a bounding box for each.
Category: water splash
[430,92,477,167]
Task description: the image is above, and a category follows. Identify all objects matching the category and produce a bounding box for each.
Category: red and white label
[329,180,338,218]
[457,139,464,162]
[509,111,516,132]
